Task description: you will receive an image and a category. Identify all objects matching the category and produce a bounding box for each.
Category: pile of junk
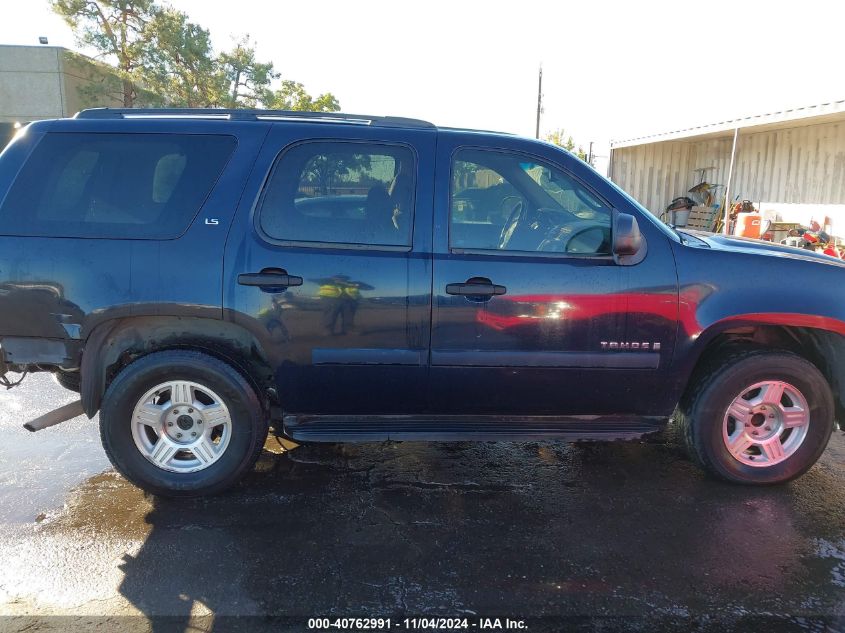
[661,176,844,259]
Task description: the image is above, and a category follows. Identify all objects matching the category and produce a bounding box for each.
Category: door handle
[238,271,303,288]
[446,281,507,297]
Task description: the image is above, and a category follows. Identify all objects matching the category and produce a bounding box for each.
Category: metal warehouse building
[609,100,845,229]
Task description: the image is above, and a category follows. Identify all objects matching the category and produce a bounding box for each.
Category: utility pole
[535,65,542,139]
[588,141,594,165]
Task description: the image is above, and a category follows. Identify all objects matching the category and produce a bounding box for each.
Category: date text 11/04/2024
[307,618,528,630]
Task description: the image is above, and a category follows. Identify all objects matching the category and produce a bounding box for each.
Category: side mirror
[613,212,646,265]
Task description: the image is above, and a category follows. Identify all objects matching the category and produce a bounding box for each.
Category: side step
[283,414,666,443]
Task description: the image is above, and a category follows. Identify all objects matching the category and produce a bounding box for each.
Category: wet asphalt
[0,374,844,632]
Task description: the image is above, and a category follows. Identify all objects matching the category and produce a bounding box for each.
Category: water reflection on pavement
[1,373,844,632]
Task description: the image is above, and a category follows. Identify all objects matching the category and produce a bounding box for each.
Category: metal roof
[611,99,845,149]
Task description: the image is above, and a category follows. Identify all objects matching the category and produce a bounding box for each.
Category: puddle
[0,373,110,524]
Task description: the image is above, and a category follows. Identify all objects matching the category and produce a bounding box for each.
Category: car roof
[73,108,518,140]
[74,108,436,130]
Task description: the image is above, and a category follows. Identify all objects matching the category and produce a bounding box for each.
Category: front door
[224,125,435,414]
[429,137,679,415]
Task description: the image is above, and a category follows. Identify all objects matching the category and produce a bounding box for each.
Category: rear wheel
[678,351,834,484]
[100,350,268,497]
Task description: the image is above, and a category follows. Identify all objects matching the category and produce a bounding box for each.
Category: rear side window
[0,132,236,239]
[258,141,415,247]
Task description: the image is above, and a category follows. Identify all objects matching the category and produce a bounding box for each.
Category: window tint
[259,142,415,247]
[0,133,235,239]
[450,149,612,255]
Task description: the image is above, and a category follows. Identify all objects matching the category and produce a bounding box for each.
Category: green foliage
[545,128,593,166]
[302,153,372,196]
[545,128,576,152]
[50,0,341,111]
[217,36,278,108]
[575,146,588,162]
[144,8,225,107]
[264,80,340,113]
[50,0,158,106]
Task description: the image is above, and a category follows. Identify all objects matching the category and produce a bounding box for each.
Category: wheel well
[80,317,276,418]
[684,325,845,427]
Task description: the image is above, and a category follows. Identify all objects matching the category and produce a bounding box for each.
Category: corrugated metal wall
[611,120,845,214]
[733,123,845,204]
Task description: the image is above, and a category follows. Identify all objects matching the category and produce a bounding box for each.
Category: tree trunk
[122,78,133,107]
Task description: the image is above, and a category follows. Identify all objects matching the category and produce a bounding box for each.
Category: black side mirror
[613,212,646,265]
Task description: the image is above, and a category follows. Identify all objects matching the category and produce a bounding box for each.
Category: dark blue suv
[1,108,843,496]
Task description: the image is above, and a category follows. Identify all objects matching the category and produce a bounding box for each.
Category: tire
[678,350,834,485]
[99,350,268,497]
[53,370,80,393]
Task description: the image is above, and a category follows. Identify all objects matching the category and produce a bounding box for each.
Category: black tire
[99,350,268,497]
[678,350,834,484]
[53,370,81,393]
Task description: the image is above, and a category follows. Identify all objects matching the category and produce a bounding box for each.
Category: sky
[3,0,844,174]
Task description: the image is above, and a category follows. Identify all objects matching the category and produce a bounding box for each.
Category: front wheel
[678,351,834,484]
[99,350,268,497]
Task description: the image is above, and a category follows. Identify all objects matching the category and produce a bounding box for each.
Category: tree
[575,146,589,164]
[217,37,278,108]
[145,8,226,107]
[50,0,158,107]
[545,128,576,152]
[264,80,340,113]
[302,153,371,195]
[545,128,594,166]
[52,1,343,112]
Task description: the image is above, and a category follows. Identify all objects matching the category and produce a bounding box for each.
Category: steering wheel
[498,200,525,249]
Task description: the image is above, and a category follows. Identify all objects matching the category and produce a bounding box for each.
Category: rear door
[224,123,435,414]
[429,133,679,416]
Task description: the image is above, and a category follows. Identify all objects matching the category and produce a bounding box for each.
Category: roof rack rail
[74,108,435,129]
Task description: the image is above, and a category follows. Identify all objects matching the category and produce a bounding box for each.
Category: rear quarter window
[0,132,236,239]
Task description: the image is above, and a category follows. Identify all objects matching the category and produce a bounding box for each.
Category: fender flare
[80,320,119,418]
[677,312,845,425]
[687,312,845,362]
[80,316,274,418]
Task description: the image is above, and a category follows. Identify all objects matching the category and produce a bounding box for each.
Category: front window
[450,149,612,255]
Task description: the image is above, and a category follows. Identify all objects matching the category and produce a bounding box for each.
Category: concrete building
[609,101,845,231]
[1,44,124,145]
[0,44,124,122]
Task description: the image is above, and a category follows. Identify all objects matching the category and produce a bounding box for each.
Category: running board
[283,414,666,443]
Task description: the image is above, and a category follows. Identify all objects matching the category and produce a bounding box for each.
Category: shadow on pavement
[17,428,845,632]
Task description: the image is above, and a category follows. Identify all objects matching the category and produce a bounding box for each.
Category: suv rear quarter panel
[0,119,270,367]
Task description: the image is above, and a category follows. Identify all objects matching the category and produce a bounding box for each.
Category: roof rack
[74,108,435,129]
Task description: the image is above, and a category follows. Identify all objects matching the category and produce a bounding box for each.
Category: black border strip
[312,348,424,365]
[430,350,659,369]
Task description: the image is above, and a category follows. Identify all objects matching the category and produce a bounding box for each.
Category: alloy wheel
[722,380,810,468]
[131,380,232,473]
